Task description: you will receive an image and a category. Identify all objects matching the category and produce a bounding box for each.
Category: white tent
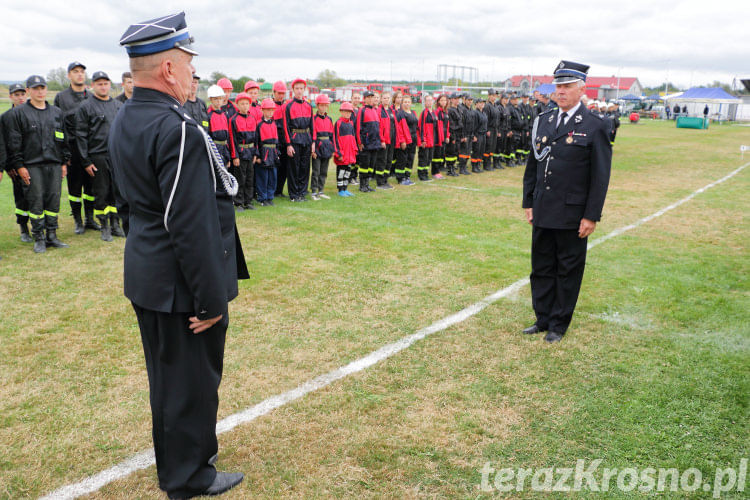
[666,87,740,121]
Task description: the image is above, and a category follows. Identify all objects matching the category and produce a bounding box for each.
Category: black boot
[33,231,46,253]
[110,214,125,238]
[84,205,101,231]
[73,212,85,234]
[19,223,33,243]
[99,216,113,242]
[45,229,69,248]
[359,176,371,192]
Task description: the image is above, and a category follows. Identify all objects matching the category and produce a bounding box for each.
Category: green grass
[1,120,748,499]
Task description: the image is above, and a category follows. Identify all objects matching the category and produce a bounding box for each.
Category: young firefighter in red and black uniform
[394,95,418,185]
[349,92,362,185]
[311,94,334,200]
[217,77,238,119]
[471,98,488,173]
[229,92,257,211]
[272,81,289,198]
[283,78,314,202]
[1,84,33,242]
[416,94,436,182]
[332,101,357,197]
[255,98,280,207]
[207,85,232,168]
[355,90,381,192]
[375,92,395,190]
[432,94,449,179]
[243,80,263,124]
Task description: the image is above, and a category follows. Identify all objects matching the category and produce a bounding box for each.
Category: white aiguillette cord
[163,122,239,232]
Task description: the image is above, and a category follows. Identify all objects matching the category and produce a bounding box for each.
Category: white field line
[40,161,749,500]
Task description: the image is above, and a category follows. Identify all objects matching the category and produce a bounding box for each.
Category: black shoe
[110,218,125,237]
[244,204,255,210]
[235,205,245,212]
[100,225,113,242]
[544,331,564,343]
[268,200,275,206]
[33,236,46,253]
[170,471,245,499]
[74,218,85,235]
[45,230,69,248]
[20,225,34,243]
[522,324,546,335]
[84,218,102,231]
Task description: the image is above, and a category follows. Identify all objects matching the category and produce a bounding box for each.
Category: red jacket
[378,105,396,145]
[313,112,335,159]
[395,109,417,148]
[283,98,314,145]
[229,112,258,160]
[255,118,279,168]
[356,105,381,150]
[333,117,358,166]
[208,107,231,162]
[435,106,449,146]
[418,108,436,148]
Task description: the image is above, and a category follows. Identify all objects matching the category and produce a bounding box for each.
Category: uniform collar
[132,86,181,107]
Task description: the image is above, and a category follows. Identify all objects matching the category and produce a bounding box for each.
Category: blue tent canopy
[646,94,662,101]
[673,87,738,100]
[535,83,555,95]
[619,94,641,101]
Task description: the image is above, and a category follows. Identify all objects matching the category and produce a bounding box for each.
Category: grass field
[0,119,748,499]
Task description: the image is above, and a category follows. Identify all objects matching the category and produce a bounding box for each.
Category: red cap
[315,94,331,105]
[291,78,306,89]
[235,92,251,103]
[340,102,353,112]
[243,80,259,91]
[217,77,233,90]
[261,98,276,110]
[272,80,287,93]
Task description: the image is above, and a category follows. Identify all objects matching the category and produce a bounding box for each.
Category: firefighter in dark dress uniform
[109,12,248,498]
[521,60,612,343]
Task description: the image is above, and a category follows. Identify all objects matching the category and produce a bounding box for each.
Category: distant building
[504,75,643,101]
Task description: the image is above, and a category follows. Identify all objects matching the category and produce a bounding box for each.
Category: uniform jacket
[463,106,478,139]
[522,104,612,230]
[313,112,335,158]
[6,101,70,169]
[272,99,288,146]
[474,108,488,135]
[378,105,395,145]
[395,109,418,147]
[457,104,471,138]
[221,100,238,120]
[74,95,122,164]
[497,103,510,133]
[184,98,209,131]
[229,112,258,161]
[54,86,88,149]
[356,105,381,150]
[108,87,249,319]
[255,118,280,168]
[417,108,436,148]
[447,106,463,139]
[509,104,524,132]
[283,98,314,145]
[208,107,231,163]
[333,117,357,166]
[0,107,19,172]
[435,106,449,146]
[483,101,499,130]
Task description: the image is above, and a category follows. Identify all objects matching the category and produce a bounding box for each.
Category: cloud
[0,0,743,88]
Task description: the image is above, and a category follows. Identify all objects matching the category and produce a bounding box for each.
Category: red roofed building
[504,75,642,101]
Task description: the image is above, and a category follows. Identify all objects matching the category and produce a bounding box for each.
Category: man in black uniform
[522,60,612,343]
[483,89,499,171]
[495,93,510,168]
[115,71,133,103]
[54,61,100,234]
[75,71,124,241]
[471,98,488,173]
[110,12,248,498]
[508,94,524,166]
[456,94,472,175]
[2,84,33,242]
[520,94,534,163]
[445,92,462,177]
[184,73,209,131]
[7,76,70,253]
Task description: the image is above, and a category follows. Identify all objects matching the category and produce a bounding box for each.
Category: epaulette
[167,102,197,124]
[538,107,557,116]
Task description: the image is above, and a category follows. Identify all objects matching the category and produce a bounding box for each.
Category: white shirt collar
[557,101,581,127]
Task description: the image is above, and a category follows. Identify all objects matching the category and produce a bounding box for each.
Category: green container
[676,116,709,129]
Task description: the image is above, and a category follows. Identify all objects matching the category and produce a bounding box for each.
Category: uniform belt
[317,136,330,141]
[262,144,277,149]
[239,143,255,149]
[214,140,227,145]
[292,128,310,134]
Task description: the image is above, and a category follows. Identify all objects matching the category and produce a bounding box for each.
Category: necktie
[557,112,568,132]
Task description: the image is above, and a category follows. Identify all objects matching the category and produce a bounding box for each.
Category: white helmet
[207,84,224,98]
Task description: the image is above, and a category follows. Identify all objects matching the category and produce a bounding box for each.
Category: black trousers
[471,136,485,168]
[310,155,330,192]
[288,143,311,200]
[358,149,377,181]
[336,163,352,191]
[234,158,255,206]
[67,146,94,216]
[375,144,393,183]
[431,144,445,174]
[275,144,289,196]
[530,226,588,334]
[132,303,228,499]
[485,130,497,168]
[12,175,30,225]
[90,154,117,217]
[445,139,458,166]
[394,143,416,180]
[23,164,62,234]
[458,139,471,168]
[417,146,433,178]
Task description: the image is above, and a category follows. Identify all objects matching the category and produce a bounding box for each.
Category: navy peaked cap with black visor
[119,12,197,57]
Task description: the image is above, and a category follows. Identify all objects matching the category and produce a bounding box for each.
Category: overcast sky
[1,0,745,90]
